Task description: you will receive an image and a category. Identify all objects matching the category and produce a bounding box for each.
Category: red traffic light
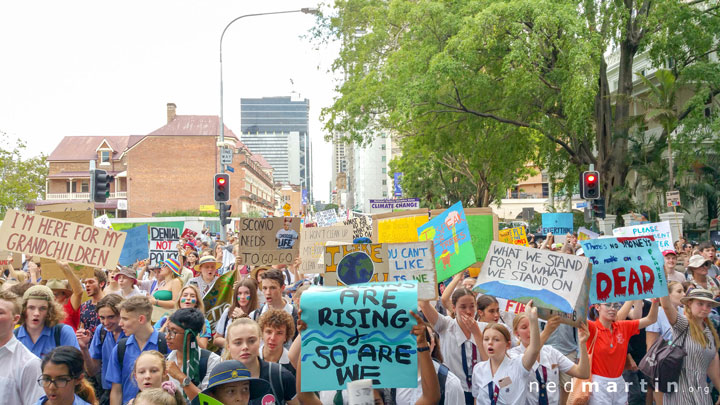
[586,174,596,183]
[217,177,226,186]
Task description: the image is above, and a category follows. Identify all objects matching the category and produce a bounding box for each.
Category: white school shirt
[166,349,222,392]
[433,313,482,392]
[0,336,45,405]
[508,344,575,405]
[472,355,531,405]
[395,360,465,405]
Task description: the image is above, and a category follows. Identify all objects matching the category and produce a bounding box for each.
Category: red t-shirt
[62,299,81,331]
[588,319,639,378]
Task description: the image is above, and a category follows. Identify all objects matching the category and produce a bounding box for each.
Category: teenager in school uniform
[472,301,542,405]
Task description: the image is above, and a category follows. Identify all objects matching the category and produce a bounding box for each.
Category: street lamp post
[217,7,319,240]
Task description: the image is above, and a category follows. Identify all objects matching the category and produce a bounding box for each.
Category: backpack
[638,327,688,393]
[391,363,449,404]
[117,332,169,370]
[265,361,286,404]
[252,303,299,326]
[15,324,63,347]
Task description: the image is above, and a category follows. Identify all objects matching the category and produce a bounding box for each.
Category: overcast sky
[0,0,339,203]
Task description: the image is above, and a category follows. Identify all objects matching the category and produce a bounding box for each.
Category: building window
[382,191,388,197]
[381,144,386,150]
[510,186,519,199]
[381,156,386,162]
[382,168,386,174]
[81,181,89,193]
[382,179,387,185]
[100,150,110,165]
[542,183,549,198]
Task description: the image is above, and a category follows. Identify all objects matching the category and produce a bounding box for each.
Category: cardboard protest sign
[324,243,390,285]
[181,228,197,240]
[580,237,666,304]
[344,215,372,239]
[711,231,720,250]
[36,204,100,278]
[300,281,418,391]
[36,202,93,214]
[118,225,150,266]
[315,209,339,227]
[418,202,476,282]
[387,242,437,300]
[578,227,599,241]
[300,225,354,274]
[148,226,179,266]
[0,251,22,271]
[474,241,590,326]
[373,209,429,243]
[236,217,300,266]
[0,210,126,271]
[612,221,673,251]
[542,213,573,242]
[498,226,528,246]
[435,208,498,266]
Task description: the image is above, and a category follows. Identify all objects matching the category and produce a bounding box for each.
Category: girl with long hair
[35,346,97,405]
[127,351,185,405]
[213,278,259,349]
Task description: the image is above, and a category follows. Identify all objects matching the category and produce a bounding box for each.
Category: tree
[0,134,48,218]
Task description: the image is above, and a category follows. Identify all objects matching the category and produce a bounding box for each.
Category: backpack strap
[252,304,266,321]
[194,349,212,387]
[53,324,64,347]
[437,363,449,404]
[269,362,285,402]
[99,328,108,346]
[117,337,129,370]
[157,332,168,355]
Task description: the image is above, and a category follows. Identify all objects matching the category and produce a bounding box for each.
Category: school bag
[638,327,687,393]
[391,363,449,404]
[264,361,287,404]
[14,324,63,347]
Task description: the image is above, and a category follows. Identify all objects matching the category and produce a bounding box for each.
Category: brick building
[34,104,275,217]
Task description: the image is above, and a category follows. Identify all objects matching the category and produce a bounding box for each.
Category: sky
[0,0,340,203]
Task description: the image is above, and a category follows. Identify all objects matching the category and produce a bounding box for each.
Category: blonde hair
[132,351,167,384]
[512,313,528,334]
[0,290,21,316]
[684,303,720,349]
[176,285,205,313]
[222,318,261,360]
[119,296,152,319]
[134,387,183,405]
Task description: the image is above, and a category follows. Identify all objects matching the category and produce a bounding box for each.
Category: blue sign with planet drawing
[323,243,390,286]
[299,281,418,391]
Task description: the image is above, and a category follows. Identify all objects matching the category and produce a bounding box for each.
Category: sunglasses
[601,303,623,310]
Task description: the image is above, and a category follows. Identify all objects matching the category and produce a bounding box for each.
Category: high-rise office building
[240,96,313,202]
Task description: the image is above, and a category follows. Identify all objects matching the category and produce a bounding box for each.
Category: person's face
[462,278,476,290]
[453,295,476,319]
[200,263,217,279]
[108,269,119,281]
[216,246,224,257]
[596,302,621,321]
[116,274,134,289]
[166,321,186,352]
[179,288,198,309]
[40,362,80,405]
[664,254,677,269]
[159,266,172,278]
[228,324,261,364]
[693,264,709,277]
[283,222,290,231]
[97,307,120,332]
[669,285,685,307]
[483,328,509,358]
[478,302,500,323]
[0,300,19,339]
[261,279,284,304]
[237,286,252,308]
[188,254,198,264]
[119,309,143,336]
[514,318,531,346]
[52,290,68,304]
[25,298,49,329]
[703,248,716,261]
[689,299,715,319]
[263,325,288,351]
[133,355,166,391]
[211,381,250,405]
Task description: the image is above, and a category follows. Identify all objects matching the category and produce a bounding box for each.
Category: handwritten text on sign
[0,209,126,268]
[387,242,437,300]
[612,221,673,251]
[149,226,179,266]
[580,237,666,304]
[498,226,528,246]
[236,217,300,265]
[300,282,418,391]
[418,201,477,281]
[299,225,353,273]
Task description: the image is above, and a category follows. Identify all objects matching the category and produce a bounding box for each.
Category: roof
[48,136,144,161]
[47,170,124,179]
[148,115,239,140]
[251,153,273,170]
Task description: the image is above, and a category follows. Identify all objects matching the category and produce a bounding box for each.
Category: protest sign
[300,225,354,274]
[344,215,372,239]
[181,228,197,240]
[300,281,418,391]
[437,208,498,266]
[148,226,179,266]
[578,227,599,241]
[580,237,666,304]
[541,213,573,242]
[0,251,22,271]
[498,226,528,246]
[236,217,300,266]
[348,380,374,405]
[316,209,339,227]
[418,202,476,282]
[387,242,437,300]
[118,225,150,266]
[324,243,389,285]
[612,221,673,251]
[36,204,96,278]
[369,198,421,212]
[94,215,112,230]
[373,209,429,243]
[711,231,720,250]
[0,210,126,272]
[474,241,590,326]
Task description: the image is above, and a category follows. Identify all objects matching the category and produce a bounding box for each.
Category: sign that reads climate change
[580,237,666,304]
[149,226,179,266]
[474,241,590,326]
[612,221,673,251]
[369,198,420,212]
[236,217,300,266]
[300,281,418,391]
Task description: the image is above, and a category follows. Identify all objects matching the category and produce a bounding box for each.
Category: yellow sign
[498,226,528,246]
[284,211,291,217]
[374,211,429,243]
[199,205,218,212]
[283,203,291,211]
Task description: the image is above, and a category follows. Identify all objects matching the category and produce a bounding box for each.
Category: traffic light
[214,173,230,202]
[592,198,606,219]
[91,169,114,203]
[219,203,232,226]
[581,171,600,199]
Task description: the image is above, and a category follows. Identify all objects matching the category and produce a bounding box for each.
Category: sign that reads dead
[0,209,126,269]
[236,217,300,266]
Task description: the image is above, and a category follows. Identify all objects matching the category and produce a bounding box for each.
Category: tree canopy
[0,134,48,218]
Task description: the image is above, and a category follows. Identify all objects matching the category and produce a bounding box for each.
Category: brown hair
[485,323,512,346]
[684,303,720,349]
[451,288,476,308]
[176,285,206,313]
[476,295,499,311]
[0,290,21,316]
[96,294,124,316]
[90,269,107,287]
[228,278,259,318]
[41,346,98,405]
[20,298,65,327]
[258,309,296,343]
[260,269,285,287]
[222,318,261,360]
[118,296,152,319]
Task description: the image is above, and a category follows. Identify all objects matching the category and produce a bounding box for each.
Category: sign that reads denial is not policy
[300,281,418,391]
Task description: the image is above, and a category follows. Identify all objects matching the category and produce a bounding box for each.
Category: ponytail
[76,378,98,405]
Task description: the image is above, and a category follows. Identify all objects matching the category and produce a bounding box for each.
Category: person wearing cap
[188,256,221,298]
[659,287,720,403]
[52,260,85,331]
[190,360,273,405]
[15,284,79,358]
[164,308,221,400]
[148,259,183,314]
[662,250,686,283]
[686,254,720,297]
[114,266,146,299]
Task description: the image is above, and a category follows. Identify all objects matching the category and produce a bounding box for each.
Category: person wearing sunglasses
[35,346,97,405]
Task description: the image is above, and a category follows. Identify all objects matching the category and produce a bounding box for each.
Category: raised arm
[659,286,678,326]
[417,299,440,327]
[637,299,659,329]
[441,273,463,314]
[616,300,636,321]
[521,301,542,371]
[565,323,590,379]
[540,316,561,346]
[57,260,83,310]
[411,311,441,405]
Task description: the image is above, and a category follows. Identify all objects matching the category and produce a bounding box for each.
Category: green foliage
[323,203,339,211]
[0,134,48,218]
[154,209,220,218]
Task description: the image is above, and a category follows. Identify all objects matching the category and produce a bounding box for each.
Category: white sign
[299,225,353,273]
[387,241,437,300]
[149,226,180,266]
[117,200,128,210]
[315,209,339,227]
[220,148,233,165]
[666,190,680,207]
[612,220,674,251]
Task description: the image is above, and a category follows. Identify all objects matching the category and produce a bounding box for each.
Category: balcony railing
[46,191,127,200]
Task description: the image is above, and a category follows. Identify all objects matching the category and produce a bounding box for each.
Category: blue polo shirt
[106,330,162,404]
[15,324,80,358]
[88,325,126,390]
[35,394,91,404]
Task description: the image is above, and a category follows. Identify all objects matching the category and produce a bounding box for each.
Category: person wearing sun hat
[148,258,184,322]
[189,255,222,298]
[686,254,720,297]
[190,360,273,405]
[114,266,146,299]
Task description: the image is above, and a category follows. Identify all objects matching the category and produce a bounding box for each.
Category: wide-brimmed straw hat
[681,288,720,308]
[194,255,221,272]
[113,267,138,284]
[46,279,72,296]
